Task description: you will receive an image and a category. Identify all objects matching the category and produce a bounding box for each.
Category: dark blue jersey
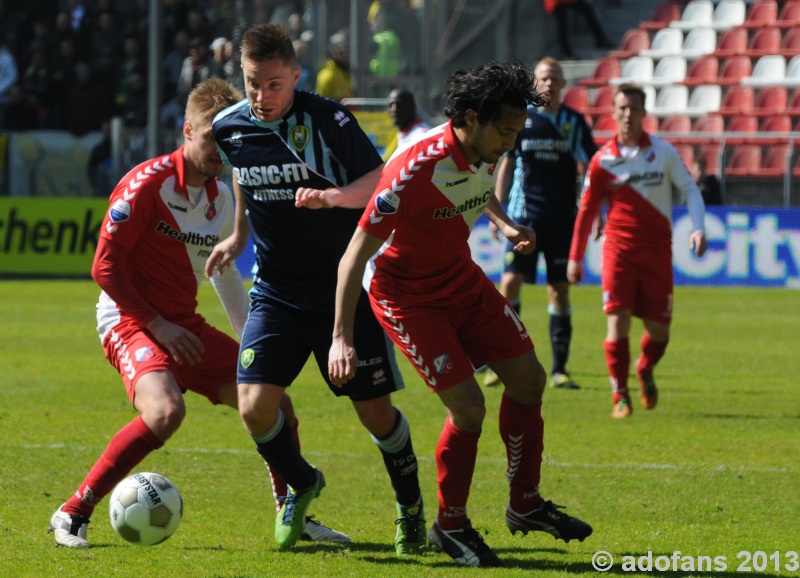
[213,90,383,309]
[506,104,597,224]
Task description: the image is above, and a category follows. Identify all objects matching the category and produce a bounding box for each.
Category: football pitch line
[21,443,797,475]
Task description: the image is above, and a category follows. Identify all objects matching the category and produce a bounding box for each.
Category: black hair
[443,62,546,127]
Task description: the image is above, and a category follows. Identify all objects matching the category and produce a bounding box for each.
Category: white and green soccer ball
[109,472,183,546]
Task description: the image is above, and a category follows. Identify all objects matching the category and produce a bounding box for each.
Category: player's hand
[295,187,334,209]
[502,223,535,255]
[328,337,357,387]
[205,236,244,278]
[146,317,204,366]
[690,231,707,257]
[567,259,583,284]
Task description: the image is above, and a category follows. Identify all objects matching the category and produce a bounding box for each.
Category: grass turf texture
[1,280,798,577]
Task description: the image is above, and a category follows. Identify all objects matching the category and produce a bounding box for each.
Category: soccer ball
[109,472,183,546]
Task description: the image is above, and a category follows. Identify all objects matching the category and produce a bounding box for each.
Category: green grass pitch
[1,280,798,577]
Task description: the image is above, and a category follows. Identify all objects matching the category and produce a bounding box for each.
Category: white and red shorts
[102,315,239,404]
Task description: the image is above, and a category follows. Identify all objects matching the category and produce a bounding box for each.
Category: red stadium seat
[562,86,588,112]
[752,86,788,117]
[716,55,752,86]
[756,144,790,177]
[698,144,722,175]
[585,85,615,116]
[741,1,779,29]
[643,115,660,133]
[787,88,800,116]
[579,58,622,87]
[641,1,683,31]
[687,113,724,144]
[609,29,651,59]
[726,114,759,145]
[759,114,793,143]
[725,145,762,177]
[681,55,719,87]
[713,26,748,58]
[778,26,800,57]
[593,113,617,144]
[659,114,692,134]
[718,85,755,116]
[777,0,800,28]
[673,143,696,169]
[744,26,781,58]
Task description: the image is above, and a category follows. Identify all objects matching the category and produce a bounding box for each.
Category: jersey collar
[610,131,652,157]
[173,146,220,202]
[445,120,479,172]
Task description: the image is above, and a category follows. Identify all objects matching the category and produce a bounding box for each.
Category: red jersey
[359,121,498,303]
[96,147,235,338]
[569,132,705,262]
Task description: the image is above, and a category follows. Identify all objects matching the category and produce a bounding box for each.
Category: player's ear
[183,119,193,140]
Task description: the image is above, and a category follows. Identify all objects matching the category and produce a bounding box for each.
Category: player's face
[465,104,527,165]
[534,63,565,110]
[388,91,415,129]
[613,90,645,145]
[184,122,225,183]
[242,56,299,123]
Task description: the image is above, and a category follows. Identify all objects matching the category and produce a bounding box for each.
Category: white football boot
[300,516,351,543]
[49,503,90,548]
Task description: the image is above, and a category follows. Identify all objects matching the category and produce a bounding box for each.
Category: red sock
[435,418,480,530]
[499,395,543,513]
[64,416,163,519]
[637,334,668,375]
[267,418,300,512]
[604,338,630,404]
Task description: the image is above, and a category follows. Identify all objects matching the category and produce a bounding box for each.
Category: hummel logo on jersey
[168,201,187,213]
[445,177,468,187]
[334,111,350,127]
[234,163,311,186]
[432,190,492,219]
[156,221,220,247]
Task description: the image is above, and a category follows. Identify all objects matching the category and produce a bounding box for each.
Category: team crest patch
[204,202,217,221]
[135,347,155,363]
[375,189,400,214]
[561,121,575,140]
[290,126,310,152]
[433,353,454,375]
[504,251,515,266]
[241,348,255,369]
[109,199,131,223]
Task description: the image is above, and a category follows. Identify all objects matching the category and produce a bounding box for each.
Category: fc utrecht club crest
[290,126,310,152]
[135,347,155,363]
[433,353,454,375]
[204,201,217,221]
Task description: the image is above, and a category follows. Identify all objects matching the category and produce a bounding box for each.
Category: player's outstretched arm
[484,194,535,254]
[329,227,385,386]
[295,165,383,209]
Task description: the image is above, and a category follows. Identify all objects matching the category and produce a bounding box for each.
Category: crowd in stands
[0,0,423,135]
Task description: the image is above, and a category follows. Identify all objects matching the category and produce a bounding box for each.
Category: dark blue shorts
[238,288,405,401]
[503,218,574,285]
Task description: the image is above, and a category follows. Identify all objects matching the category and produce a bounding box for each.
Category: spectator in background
[0,30,19,129]
[22,45,49,127]
[160,92,187,131]
[316,29,352,101]
[691,158,723,206]
[87,119,113,196]
[178,36,216,102]
[211,36,238,89]
[543,0,614,59]
[293,34,314,92]
[122,70,148,127]
[163,29,190,97]
[4,84,39,130]
[114,36,144,116]
[369,9,401,78]
[63,60,112,136]
[382,88,429,161]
